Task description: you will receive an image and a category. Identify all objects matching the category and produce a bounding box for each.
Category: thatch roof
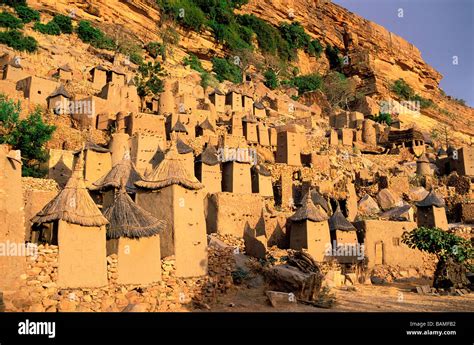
[171,117,188,133]
[32,154,109,227]
[135,143,203,190]
[91,65,108,72]
[74,141,110,154]
[415,190,445,208]
[198,118,216,132]
[387,128,424,144]
[252,164,271,176]
[209,88,224,96]
[311,190,330,214]
[176,138,193,154]
[91,158,143,193]
[197,144,219,166]
[103,187,165,239]
[290,192,329,222]
[329,205,355,232]
[49,85,71,99]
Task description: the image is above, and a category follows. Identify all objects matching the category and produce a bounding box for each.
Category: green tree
[0,11,23,29]
[0,95,55,177]
[52,14,73,34]
[135,61,165,99]
[14,5,40,23]
[0,29,37,52]
[211,57,242,83]
[264,69,279,89]
[321,71,356,110]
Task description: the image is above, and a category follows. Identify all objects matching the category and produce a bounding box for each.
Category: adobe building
[170,116,189,140]
[24,189,57,242]
[75,142,112,189]
[225,90,242,113]
[109,132,131,166]
[355,220,424,268]
[242,115,258,144]
[176,138,195,177]
[454,146,474,176]
[362,119,377,146]
[135,144,208,278]
[243,220,267,260]
[2,57,28,82]
[251,164,273,198]
[0,146,26,292]
[268,127,277,147]
[31,155,108,288]
[89,65,108,89]
[109,67,127,86]
[98,81,140,114]
[196,117,216,141]
[257,123,270,147]
[127,112,166,137]
[222,159,252,194]
[242,93,254,114]
[16,76,60,106]
[130,134,165,176]
[56,64,72,81]
[230,112,244,137]
[416,154,432,176]
[329,129,339,146]
[329,205,359,263]
[47,85,71,115]
[276,131,302,166]
[415,190,448,230]
[46,149,76,188]
[103,186,165,285]
[289,192,330,262]
[340,128,353,147]
[91,157,143,208]
[209,89,225,113]
[195,143,222,194]
[159,80,175,115]
[253,102,266,118]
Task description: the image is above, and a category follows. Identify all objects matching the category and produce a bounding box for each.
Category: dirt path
[205,282,474,312]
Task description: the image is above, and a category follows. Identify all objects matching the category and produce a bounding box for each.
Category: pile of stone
[22,177,59,192]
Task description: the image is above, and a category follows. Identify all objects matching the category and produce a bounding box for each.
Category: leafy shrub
[307,39,323,57]
[129,52,143,65]
[76,20,116,50]
[373,112,392,126]
[278,21,310,51]
[0,0,26,6]
[157,0,206,32]
[52,14,73,34]
[391,78,414,100]
[0,30,37,52]
[325,45,342,70]
[183,54,205,73]
[0,11,23,29]
[33,21,61,35]
[135,62,165,98]
[411,94,433,109]
[14,5,40,23]
[288,73,322,94]
[0,95,55,177]
[264,69,279,89]
[321,71,357,110]
[145,41,165,59]
[211,57,242,83]
[402,227,473,265]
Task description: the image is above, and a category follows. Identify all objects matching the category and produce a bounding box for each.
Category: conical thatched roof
[103,187,165,239]
[311,190,330,214]
[290,192,329,222]
[329,205,355,232]
[197,144,219,166]
[135,143,203,190]
[171,117,188,133]
[176,138,193,154]
[74,141,110,155]
[91,158,143,193]
[49,85,71,99]
[415,190,445,208]
[32,154,108,227]
[198,117,216,132]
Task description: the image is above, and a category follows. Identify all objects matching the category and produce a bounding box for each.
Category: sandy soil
[204,281,474,312]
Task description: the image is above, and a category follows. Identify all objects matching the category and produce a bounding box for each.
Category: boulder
[358,195,380,216]
[408,187,429,202]
[376,188,402,211]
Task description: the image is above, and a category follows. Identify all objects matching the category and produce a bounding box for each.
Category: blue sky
[332,0,474,107]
